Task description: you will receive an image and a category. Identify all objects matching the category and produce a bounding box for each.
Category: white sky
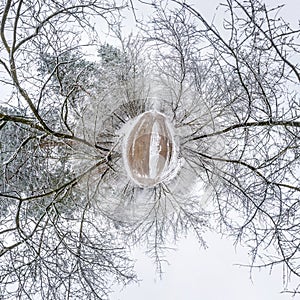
[111,232,293,300]
[111,1,299,299]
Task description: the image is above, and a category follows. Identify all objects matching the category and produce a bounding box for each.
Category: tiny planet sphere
[123,111,178,187]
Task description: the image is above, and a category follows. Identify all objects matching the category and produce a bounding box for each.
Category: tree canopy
[1,0,300,298]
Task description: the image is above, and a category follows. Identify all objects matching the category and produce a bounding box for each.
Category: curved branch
[186,148,300,193]
[189,120,300,141]
[234,0,300,83]
[0,111,100,149]
[0,0,12,53]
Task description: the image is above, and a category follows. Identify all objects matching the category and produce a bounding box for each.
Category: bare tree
[140,0,300,293]
[0,1,137,299]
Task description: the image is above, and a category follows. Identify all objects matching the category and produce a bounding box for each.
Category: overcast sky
[111,232,293,300]
[111,1,299,299]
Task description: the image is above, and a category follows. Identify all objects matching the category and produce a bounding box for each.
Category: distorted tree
[1,0,300,298]
[142,0,300,293]
[0,1,136,299]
